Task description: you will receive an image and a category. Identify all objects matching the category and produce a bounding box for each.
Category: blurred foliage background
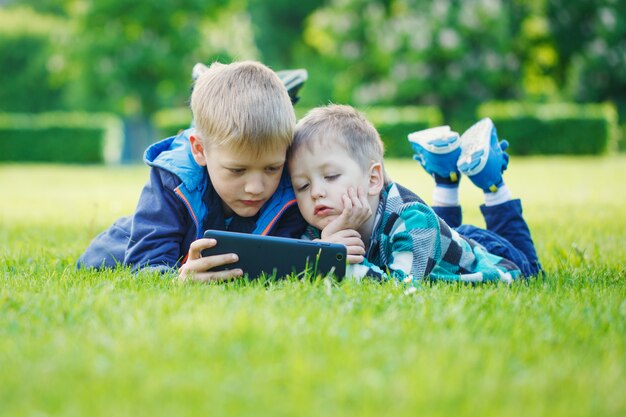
[1,0,625,160]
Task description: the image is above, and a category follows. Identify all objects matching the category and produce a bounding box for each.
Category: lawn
[1,156,625,417]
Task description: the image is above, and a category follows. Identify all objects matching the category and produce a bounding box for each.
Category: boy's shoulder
[384,181,428,207]
[144,128,207,192]
[379,182,439,230]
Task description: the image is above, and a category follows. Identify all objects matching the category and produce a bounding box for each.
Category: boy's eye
[325,174,340,181]
[296,183,309,192]
[228,168,245,174]
[266,166,283,173]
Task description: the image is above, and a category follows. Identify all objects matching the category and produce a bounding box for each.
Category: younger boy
[78,61,307,281]
[287,104,541,283]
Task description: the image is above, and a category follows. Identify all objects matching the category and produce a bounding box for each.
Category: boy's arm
[348,203,518,284]
[123,168,193,272]
[346,203,441,283]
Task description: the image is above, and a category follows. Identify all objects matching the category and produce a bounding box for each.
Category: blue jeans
[433,199,542,277]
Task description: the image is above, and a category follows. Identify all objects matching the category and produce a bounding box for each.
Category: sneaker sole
[457,118,494,176]
[408,126,460,154]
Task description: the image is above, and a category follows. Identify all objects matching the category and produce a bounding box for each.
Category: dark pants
[433,199,542,277]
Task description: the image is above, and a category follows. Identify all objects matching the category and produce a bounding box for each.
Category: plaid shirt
[306,182,521,284]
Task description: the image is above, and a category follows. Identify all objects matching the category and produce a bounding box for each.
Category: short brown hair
[290,104,390,183]
[191,61,295,156]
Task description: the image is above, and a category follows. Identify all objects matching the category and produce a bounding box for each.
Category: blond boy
[78,61,307,281]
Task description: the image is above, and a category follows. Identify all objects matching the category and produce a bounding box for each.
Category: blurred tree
[0,7,69,112]
[4,0,68,15]
[6,0,623,149]
[548,0,626,115]
[517,0,559,101]
[546,0,598,88]
[243,0,335,107]
[246,0,323,68]
[304,0,530,122]
[59,0,229,161]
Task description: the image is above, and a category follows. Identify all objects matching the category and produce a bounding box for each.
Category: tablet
[201,230,347,280]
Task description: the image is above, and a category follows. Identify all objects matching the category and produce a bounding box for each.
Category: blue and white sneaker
[408,126,461,186]
[457,118,509,192]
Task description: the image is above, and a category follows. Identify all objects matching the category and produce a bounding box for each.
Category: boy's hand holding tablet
[178,237,243,283]
[179,231,347,282]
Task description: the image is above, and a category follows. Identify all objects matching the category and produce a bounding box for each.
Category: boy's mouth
[314,205,333,216]
[241,199,264,207]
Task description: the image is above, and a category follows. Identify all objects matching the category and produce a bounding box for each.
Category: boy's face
[289,141,372,231]
[191,136,287,217]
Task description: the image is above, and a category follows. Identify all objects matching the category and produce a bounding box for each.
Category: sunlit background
[2,3,626,416]
[0,0,624,162]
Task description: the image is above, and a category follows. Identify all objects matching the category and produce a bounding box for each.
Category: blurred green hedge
[0,113,122,163]
[477,102,620,155]
[364,106,444,158]
[8,102,610,165]
[296,105,444,158]
[154,105,444,159]
[153,108,192,139]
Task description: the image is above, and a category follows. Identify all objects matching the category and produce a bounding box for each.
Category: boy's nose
[244,175,264,195]
[311,183,325,199]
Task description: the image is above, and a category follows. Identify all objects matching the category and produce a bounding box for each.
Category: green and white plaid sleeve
[347,200,520,284]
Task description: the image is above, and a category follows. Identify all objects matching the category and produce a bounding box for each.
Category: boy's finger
[345,241,365,252]
[181,252,239,275]
[348,187,362,207]
[349,240,366,250]
[347,255,364,264]
[188,238,217,259]
[321,228,363,244]
[199,253,239,271]
[334,229,361,238]
[338,236,364,247]
[342,194,353,211]
[346,248,365,258]
[193,268,244,283]
[357,186,369,207]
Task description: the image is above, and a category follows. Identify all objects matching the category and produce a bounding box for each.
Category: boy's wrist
[320,225,339,240]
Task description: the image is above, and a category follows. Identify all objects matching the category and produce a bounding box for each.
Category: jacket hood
[144,128,205,192]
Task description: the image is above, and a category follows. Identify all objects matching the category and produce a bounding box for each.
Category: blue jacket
[77,129,306,272]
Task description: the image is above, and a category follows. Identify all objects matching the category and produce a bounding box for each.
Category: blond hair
[190,61,295,156]
[290,104,391,183]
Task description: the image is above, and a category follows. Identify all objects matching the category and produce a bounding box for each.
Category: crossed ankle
[433,172,460,187]
[484,184,512,206]
[433,185,460,207]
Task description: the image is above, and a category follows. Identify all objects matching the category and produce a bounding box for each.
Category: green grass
[1,157,625,417]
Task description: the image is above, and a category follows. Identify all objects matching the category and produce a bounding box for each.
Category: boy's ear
[367,162,385,196]
[189,134,207,166]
